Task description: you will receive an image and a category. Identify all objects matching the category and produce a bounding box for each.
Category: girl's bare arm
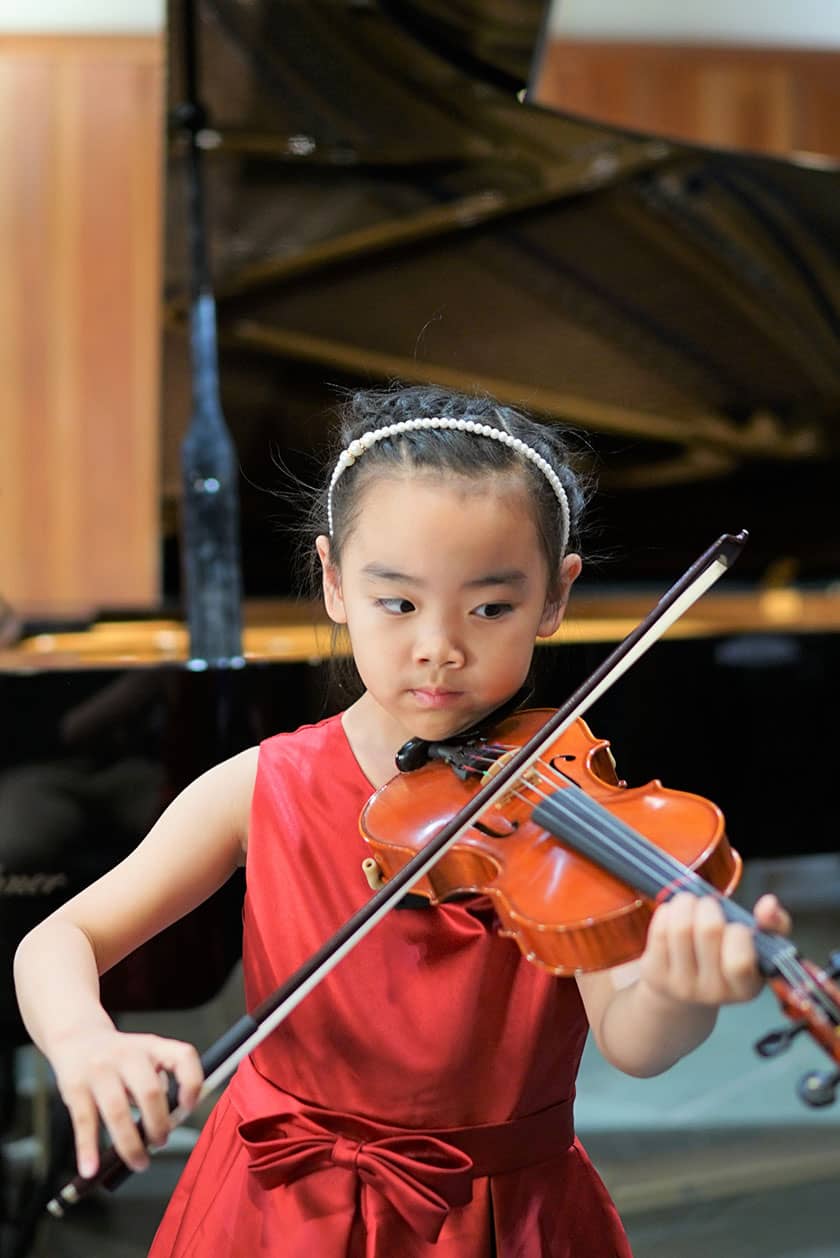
[13,745,258,1175]
[576,893,790,1077]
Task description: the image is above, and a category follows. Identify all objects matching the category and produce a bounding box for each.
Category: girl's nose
[414,624,465,669]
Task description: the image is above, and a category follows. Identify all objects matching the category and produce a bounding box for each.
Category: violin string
[451,742,834,1012]
[453,743,684,887]
[464,745,745,912]
[528,761,829,1001]
[465,746,713,903]
[536,763,834,1005]
[512,772,723,901]
[461,746,827,1011]
[515,771,833,1011]
[557,776,835,1011]
[467,742,740,921]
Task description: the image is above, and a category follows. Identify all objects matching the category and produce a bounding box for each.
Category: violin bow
[49,529,750,1215]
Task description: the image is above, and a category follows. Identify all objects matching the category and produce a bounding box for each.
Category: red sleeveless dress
[148,715,632,1257]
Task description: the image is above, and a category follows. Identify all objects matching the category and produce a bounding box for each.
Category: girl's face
[317,471,581,746]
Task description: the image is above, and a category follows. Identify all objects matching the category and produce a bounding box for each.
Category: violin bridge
[481,750,514,780]
[482,750,540,785]
[479,751,541,814]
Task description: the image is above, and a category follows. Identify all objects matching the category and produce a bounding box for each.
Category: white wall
[0,0,163,32]
[548,0,840,48]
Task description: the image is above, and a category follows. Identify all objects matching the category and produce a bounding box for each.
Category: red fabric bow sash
[231,1057,575,1244]
[239,1111,473,1243]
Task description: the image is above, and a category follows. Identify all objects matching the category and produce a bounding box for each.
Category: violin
[361,709,742,975]
[362,709,840,1102]
[47,531,840,1219]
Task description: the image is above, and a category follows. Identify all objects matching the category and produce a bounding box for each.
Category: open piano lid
[162,0,840,590]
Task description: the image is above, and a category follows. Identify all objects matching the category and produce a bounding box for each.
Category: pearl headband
[327,416,570,555]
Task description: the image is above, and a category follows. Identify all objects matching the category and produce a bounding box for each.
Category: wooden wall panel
[0,35,163,616]
[533,41,840,160]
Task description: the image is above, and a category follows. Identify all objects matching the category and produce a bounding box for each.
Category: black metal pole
[177,0,244,665]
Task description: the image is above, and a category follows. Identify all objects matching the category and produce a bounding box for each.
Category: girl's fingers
[643,892,792,1006]
[690,896,727,998]
[150,1036,204,1111]
[54,1031,204,1179]
[753,894,792,936]
[641,897,673,989]
[720,921,763,1000]
[655,894,699,998]
[120,1057,174,1150]
[646,894,763,1004]
[99,1037,203,1165]
[90,1068,151,1172]
[62,1088,101,1179]
[684,897,759,1002]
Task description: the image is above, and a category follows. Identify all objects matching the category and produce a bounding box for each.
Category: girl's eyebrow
[361,563,527,588]
[464,570,528,589]
[361,563,418,583]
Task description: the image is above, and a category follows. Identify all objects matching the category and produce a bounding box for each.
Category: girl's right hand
[49,1027,204,1178]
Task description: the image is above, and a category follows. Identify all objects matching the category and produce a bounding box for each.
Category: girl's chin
[398,704,491,744]
[380,704,465,745]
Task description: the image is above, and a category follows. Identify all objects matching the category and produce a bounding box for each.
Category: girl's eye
[377,597,415,614]
[474,602,512,620]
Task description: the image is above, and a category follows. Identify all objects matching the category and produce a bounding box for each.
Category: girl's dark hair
[297,383,595,699]
[303,384,591,581]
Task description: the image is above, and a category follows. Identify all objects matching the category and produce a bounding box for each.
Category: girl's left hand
[638,892,791,1007]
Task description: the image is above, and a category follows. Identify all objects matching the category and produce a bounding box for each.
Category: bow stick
[48,530,747,1216]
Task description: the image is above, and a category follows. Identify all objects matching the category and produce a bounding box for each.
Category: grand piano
[1,4,839,1237]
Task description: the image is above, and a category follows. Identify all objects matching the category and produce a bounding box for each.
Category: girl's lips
[411,689,463,708]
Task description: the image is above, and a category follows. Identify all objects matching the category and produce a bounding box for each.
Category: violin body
[361,711,742,975]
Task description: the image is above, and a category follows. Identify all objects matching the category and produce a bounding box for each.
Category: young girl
[14,385,788,1257]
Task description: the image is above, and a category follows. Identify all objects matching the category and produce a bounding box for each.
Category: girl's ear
[537,552,582,638]
[315,535,347,624]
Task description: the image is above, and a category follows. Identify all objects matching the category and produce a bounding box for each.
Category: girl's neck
[341,694,413,789]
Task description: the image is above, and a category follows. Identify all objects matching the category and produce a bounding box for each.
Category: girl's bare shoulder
[197,745,260,853]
